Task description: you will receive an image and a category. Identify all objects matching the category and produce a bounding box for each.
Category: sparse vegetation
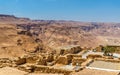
[103,46,116,56]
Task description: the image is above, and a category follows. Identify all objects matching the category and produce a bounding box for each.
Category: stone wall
[95,58,120,63]
[0,58,13,67]
[87,54,102,59]
[25,56,39,64]
[18,64,72,75]
[34,65,72,75]
[46,54,54,62]
[72,57,86,66]
[55,56,68,65]
[57,45,82,55]
[14,57,26,65]
[36,57,47,65]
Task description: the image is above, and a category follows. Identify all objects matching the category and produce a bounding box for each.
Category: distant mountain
[0,14,120,57]
[0,14,30,24]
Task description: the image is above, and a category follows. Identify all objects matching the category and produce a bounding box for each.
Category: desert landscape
[0,14,120,75]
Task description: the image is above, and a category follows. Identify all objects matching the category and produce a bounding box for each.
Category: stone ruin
[56,45,82,55]
[0,49,83,75]
[72,57,86,66]
[0,58,13,68]
[1,45,120,75]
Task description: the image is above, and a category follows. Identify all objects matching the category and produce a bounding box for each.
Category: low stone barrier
[0,58,13,67]
[0,58,72,75]
[72,57,86,66]
[14,57,26,65]
[87,54,102,59]
[95,58,120,63]
[56,45,82,55]
[55,56,68,65]
[62,54,81,64]
[81,59,93,66]
[34,65,72,75]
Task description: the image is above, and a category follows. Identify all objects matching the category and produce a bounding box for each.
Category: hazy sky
[0,0,120,22]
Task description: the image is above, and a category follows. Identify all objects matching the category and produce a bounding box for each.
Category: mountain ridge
[0,14,120,57]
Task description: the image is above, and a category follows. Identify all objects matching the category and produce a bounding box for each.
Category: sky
[0,0,120,22]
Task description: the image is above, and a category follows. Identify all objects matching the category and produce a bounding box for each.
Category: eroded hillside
[16,21,120,49]
[0,14,120,57]
[0,23,41,58]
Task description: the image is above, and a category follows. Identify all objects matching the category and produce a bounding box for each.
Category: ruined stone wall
[55,56,68,65]
[36,58,47,65]
[55,54,82,65]
[87,54,102,59]
[18,64,72,75]
[0,58,13,67]
[66,54,82,63]
[14,57,26,65]
[34,65,72,75]
[72,57,86,66]
[57,45,82,55]
[95,58,120,63]
[22,54,41,64]
[95,45,103,52]
[46,54,54,62]
[81,59,93,66]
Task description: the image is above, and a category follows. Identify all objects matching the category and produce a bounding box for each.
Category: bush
[103,46,115,56]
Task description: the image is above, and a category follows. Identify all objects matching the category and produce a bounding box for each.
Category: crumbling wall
[66,54,82,63]
[71,46,82,53]
[36,57,47,65]
[81,59,93,66]
[14,57,26,65]
[25,55,39,64]
[57,45,82,55]
[87,54,102,59]
[72,57,86,66]
[95,45,103,52]
[95,58,120,63]
[55,56,68,65]
[55,54,82,65]
[34,65,72,75]
[0,58,13,67]
[46,54,54,62]
[17,65,34,73]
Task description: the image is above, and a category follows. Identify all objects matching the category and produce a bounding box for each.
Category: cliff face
[16,20,120,48]
[0,23,40,58]
[0,14,120,57]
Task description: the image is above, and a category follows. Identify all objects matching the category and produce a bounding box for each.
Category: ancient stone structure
[25,54,39,64]
[36,57,47,65]
[56,45,82,55]
[72,57,86,66]
[0,58,13,68]
[0,45,120,75]
[46,54,54,62]
[55,56,68,65]
[34,65,72,75]
[14,57,26,65]
[87,54,102,59]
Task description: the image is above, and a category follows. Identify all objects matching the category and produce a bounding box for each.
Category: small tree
[103,46,115,56]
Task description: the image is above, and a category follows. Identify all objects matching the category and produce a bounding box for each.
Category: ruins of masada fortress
[0,15,120,75]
